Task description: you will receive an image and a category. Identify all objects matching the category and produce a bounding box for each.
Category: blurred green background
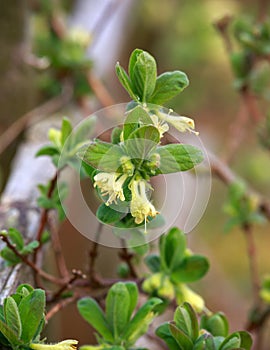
[1,0,270,344]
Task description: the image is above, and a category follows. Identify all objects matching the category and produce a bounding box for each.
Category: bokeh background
[0,0,270,347]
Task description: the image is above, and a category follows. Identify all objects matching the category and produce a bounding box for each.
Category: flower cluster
[90,108,199,232]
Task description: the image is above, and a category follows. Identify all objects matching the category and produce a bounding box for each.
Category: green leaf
[8,228,24,251]
[238,331,252,350]
[220,334,241,350]
[124,125,160,159]
[155,322,180,350]
[115,63,138,101]
[0,247,21,266]
[144,254,161,273]
[18,289,45,343]
[125,282,138,321]
[129,50,157,102]
[111,127,123,144]
[123,297,162,344]
[77,141,125,172]
[149,71,189,105]
[155,144,204,174]
[21,241,39,255]
[35,145,60,157]
[200,313,229,338]
[173,303,198,341]
[61,117,72,146]
[128,49,143,77]
[160,227,186,272]
[0,319,20,347]
[4,297,22,339]
[68,116,97,151]
[106,282,130,339]
[169,323,193,350]
[123,105,153,140]
[96,204,126,225]
[171,255,209,283]
[77,297,114,342]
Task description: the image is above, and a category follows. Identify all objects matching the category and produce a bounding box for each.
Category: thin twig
[34,169,61,263]
[0,234,64,285]
[89,223,103,286]
[242,224,261,305]
[86,71,115,107]
[47,211,69,279]
[50,269,86,301]
[0,83,72,155]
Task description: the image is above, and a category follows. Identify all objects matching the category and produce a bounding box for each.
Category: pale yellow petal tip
[30,339,79,350]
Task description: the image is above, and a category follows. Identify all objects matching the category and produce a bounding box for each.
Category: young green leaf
[123,105,153,140]
[35,145,60,158]
[77,141,125,172]
[0,319,20,348]
[96,204,126,225]
[106,282,130,339]
[220,333,241,350]
[124,282,138,321]
[122,297,162,345]
[124,125,160,159]
[77,297,114,342]
[4,297,22,339]
[173,303,198,341]
[160,227,186,272]
[155,144,204,174]
[129,50,157,102]
[115,63,138,101]
[155,323,180,350]
[149,71,189,105]
[237,331,253,350]
[171,255,209,283]
[169,323,193,350]
[200,313,229,338]
[18,289,45,343]
[61,117,73,146]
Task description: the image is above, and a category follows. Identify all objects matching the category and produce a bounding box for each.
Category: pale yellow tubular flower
[94,172,128,205]
[158,111,199,135]
[30,339,78,350]
[129,179,158,231]
[150,114,169,138]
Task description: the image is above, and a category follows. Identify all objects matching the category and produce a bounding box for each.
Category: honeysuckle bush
[3,20,270,348]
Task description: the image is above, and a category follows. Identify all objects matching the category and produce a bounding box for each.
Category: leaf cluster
[156,302,253,350]
[77,281,162,350]
[0,285,45,350]
[116,49,189,104]
[143,228,209,312]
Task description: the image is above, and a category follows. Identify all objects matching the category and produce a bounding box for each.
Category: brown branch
[0,83,72,155]
[88,223,103,286]
[49,269,86,302]
[47,212,69,279]
[86,71,115,108]
[241,87,263,122]
[34,169,61,263]
[0,234,64,285]
[242,224,261,305]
